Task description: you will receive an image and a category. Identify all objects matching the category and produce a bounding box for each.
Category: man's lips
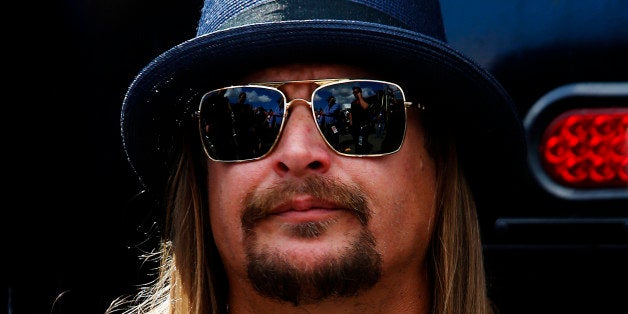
[241,177,370,229]
[268,195,344,220]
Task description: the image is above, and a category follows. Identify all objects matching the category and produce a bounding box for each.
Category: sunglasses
[197,79,419,162]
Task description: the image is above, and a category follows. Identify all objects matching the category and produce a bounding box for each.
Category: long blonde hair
[429,144,493,314]
[109,112,493,314]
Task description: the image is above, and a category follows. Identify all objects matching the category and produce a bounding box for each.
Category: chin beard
[246,228,382,306]
[241,176,381,305]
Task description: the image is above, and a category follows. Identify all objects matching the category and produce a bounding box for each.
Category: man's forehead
[241,63,375,83]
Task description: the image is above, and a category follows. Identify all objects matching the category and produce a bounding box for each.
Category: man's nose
[279,83,316,100]
[269,100,334,177]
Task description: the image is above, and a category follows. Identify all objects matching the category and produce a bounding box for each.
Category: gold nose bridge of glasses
[255,78,351,89]
[258,78,349,107]
[193,78,420,119]
[242,78,418,110]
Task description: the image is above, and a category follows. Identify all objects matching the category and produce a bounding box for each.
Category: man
[350,86,372,153]
[116,0,526,313]
[319,95,342,150]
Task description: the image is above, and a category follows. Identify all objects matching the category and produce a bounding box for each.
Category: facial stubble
[241,176,382,305]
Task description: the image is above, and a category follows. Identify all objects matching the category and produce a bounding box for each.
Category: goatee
[241,176,382,305]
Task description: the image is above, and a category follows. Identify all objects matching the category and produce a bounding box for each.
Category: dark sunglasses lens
[199,87,285,161]
[314,81,406,155]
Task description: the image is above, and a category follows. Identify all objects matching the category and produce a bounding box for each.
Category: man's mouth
[241,176,371,230]
[270,194,343,213]
[268,195,344,223]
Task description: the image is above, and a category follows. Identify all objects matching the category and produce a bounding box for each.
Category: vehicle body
[440,1,628,312]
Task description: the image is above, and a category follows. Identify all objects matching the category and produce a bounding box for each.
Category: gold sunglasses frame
[196,78,417,162]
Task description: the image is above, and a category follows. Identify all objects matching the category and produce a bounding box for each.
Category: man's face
[207,63,437,304]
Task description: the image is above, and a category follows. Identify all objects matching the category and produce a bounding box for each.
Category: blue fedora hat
[121,0,526,215]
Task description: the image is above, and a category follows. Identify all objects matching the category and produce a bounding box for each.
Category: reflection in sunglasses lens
[314,81,406,155]
[200,87,284,161]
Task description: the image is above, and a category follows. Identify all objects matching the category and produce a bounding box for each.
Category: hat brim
[121,20,526,216]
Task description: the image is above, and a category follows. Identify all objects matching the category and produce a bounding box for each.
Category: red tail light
[524,82,628,200]
[540,108,628,188]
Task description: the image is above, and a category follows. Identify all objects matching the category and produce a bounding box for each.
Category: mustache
[241,176,370,229]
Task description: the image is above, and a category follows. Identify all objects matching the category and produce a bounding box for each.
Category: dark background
[6,1,627,313]
[7,1,204,313]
